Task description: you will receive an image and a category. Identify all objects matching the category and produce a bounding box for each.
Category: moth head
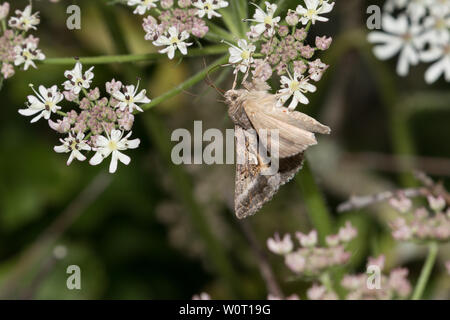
[224,89,244,106]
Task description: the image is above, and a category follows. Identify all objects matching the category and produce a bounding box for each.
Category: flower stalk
[412,242,439,300]
[140,54,229,111]
[296,159,334,245]
[41,45,229,65]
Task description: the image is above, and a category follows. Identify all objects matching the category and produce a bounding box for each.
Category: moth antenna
[203,60,226,96]
[182,90,199,98]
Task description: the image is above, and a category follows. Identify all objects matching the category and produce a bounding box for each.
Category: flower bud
[0,2,9,20]
[315,36,332,50]
[286,9,299,26]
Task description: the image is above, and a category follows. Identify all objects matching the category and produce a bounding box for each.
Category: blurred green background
[0,0,449,299]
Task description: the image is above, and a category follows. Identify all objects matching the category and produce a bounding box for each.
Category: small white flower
[54,132,91,166]
[406,0,433,21]
[267,233,293,255]
[19,85,63,123]
[89,130,140,174]
[421,43,450,83]
[367,14,423,76]
[8,4,40,31]
[14,42,45,71]
[296,0,334,25]
[277,72,316,110]
[63,62,95,95]
[285,251,306,273]
[308,59,329,82]
[247,2,281,37]
[422,5,450,45]
[112,81,151,113]
[153,27,192,59]
[193,0,228,19]
[225,39,256,74]
[127,0,159,15]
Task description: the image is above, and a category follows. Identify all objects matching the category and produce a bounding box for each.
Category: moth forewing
[243,99,319,158]
[225,81,331,219]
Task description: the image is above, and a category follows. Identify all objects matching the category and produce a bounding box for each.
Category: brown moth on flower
[224,79,330,219]
[218,1,334,218]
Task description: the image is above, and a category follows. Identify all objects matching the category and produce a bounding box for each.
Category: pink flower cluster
[267,222,357,277]
[255,25,331,79]
[245,4,332,82]
[389,194,450,242]
[341,255,411,300]
[18,61,149,173]
[0,2,45,80]
[50,84,135,139]
[132,1,212,51]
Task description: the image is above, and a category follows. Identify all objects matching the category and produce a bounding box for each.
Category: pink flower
[267,233,293,255]
[367,255,385,270]
[338,221,357,242]
[1,63,14,79]
[296,230,318,247]
[427,195,446,212]
[0,2,10,20]
[284,251,306,273]
[315,36,332,50]
[389,194,412,213]
[286,9,299,26]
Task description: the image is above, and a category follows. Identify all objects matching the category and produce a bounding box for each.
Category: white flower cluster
[0,3,45,80]
[368,0,450,83]
[224,1,334,110]
[126,0,228,59]
[18,62,151,173]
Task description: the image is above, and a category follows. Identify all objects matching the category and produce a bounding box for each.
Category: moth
[224,79,331,219]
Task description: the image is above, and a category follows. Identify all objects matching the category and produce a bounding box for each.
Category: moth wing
[235,126,266,219]
[234,126,305,219]
[243,97,323,158]
[268,107,331,135]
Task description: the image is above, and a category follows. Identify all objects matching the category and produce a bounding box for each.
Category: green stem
[295,159,333,245]
[412,242,438,300]
[41,45,228,66]
[140,55,229,111]
[320,272,334,294]
[305,21,312,33]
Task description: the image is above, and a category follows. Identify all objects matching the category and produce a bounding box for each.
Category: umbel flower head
[368,0,450,83]
[224,1,334,111]
[0,2,45,81]
[18,61,151,174]
[267,222,357,277]
[126,0,229,59]
[339,171,450,243]
[266,224,413,300]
